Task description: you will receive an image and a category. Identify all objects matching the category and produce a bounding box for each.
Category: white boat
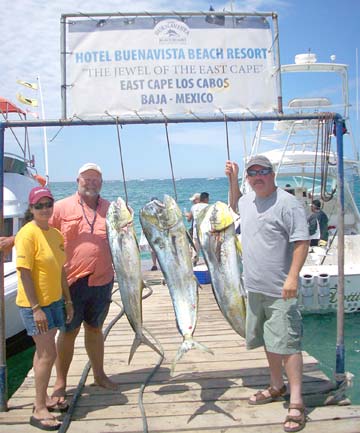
[241,53,360,313]
[1,97,45,350]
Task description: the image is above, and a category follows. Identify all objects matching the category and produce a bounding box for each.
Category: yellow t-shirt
[15,222,66,307]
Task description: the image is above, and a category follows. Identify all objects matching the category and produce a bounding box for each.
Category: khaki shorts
[246,291,302,355]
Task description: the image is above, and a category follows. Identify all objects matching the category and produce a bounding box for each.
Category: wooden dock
[2,269,360,433]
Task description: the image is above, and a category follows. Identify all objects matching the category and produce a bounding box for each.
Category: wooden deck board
[2,270,360,432]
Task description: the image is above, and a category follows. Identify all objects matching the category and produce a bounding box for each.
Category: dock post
[335,115,345,386]
[0,123,8,411]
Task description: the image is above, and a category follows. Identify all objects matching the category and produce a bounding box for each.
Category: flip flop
[29,415,62,431]
[50,390,69,412]
[47,400,69,413]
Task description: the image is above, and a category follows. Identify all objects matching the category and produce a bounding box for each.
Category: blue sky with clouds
[2,0,360,181]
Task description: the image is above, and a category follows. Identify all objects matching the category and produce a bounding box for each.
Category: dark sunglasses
[247,168,273,177]
[33,201,54,210]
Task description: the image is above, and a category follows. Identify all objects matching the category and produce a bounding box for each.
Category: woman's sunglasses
[33,201,54,210]
[247,168,273,177]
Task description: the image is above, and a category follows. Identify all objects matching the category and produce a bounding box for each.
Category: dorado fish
[139,195,213,373]
[197,201,246,338]
[106,197,160,363]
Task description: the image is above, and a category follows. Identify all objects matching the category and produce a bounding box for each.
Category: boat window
[3,218,13,263]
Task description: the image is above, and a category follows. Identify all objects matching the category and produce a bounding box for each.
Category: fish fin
[235,235,243,255]
[171,338,214,375]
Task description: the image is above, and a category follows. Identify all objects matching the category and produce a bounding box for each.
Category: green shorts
[246,291,303,355]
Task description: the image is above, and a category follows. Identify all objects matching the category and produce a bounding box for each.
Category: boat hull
[300,265,360,313]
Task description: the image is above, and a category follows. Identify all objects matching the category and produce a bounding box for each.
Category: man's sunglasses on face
[247,168,273,177]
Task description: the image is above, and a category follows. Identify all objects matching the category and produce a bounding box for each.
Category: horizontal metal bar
[1,112,341,129]
[61,11,277,19]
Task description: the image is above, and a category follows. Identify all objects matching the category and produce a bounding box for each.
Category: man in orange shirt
[50,163,117,404]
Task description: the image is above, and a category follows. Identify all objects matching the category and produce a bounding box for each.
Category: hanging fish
[197,201,246,338]
[106,197,161,363]
[140,195,213,374]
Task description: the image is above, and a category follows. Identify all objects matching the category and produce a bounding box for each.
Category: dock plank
[2,275,360,432]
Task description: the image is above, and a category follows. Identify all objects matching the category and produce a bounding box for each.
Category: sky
[2,0,360,182]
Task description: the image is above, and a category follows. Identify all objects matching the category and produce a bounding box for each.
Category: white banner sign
[66,15,278,119]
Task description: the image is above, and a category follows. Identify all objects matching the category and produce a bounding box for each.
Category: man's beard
[78,186,100,197]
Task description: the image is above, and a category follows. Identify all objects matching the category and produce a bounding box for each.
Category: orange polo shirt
[49,192,114,287]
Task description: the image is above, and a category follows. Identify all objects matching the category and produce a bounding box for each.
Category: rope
[311,118,321,199]
[58,283,164,433]
[102,111,129,203]
[57,303,126,433]
[324,372,354,405]
[320,114,337,202]
[138,328,164,432]
[220,110,231,160]
[115,117,129,204]
[312,114,336,202]
[224,113,230,161]
[160,111,178,201]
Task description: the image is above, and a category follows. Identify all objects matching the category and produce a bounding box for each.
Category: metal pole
[0,123,8,411]
[272,13,283,114]
[335,116,345,386]
[37,76,49,179]
[2,112,342,129]
[60,15,68,119]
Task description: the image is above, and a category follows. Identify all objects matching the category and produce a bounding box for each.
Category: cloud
[3,1,214,118]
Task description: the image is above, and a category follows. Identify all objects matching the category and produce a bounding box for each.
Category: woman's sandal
[30,407,61,431]
[49,390,69,412]
[283,403,306,432]
[30,416,62,431]
[248,384,287,405]
[47,400,69,413]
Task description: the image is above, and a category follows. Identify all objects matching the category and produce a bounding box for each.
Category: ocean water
[7,176,360,403]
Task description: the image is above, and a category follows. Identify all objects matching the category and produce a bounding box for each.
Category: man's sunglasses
[247,168,273,177]
[33,201,54,210]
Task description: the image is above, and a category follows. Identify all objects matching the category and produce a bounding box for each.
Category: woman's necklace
[80,197,98,234]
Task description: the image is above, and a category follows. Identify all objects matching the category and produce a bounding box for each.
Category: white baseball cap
[78,162,102,176]
[189,192,200,201]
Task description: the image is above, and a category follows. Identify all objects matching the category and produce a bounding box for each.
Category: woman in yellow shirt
[15,186,73,431]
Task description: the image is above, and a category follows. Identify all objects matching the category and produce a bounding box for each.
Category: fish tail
[171,338,214,375]
[128,331,163,364]
[141,328,163,357]
[128,335,142,364]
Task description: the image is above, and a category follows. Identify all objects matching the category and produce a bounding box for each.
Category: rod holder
[300,274,314,307]
[317,273,330,307]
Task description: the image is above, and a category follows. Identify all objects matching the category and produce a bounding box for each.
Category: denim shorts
[246,291,303,355]
[18,299,66,337]
[65,275,113,332]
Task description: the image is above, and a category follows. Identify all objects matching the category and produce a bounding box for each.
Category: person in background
[139,197,159,271]
[308,199,329,247]
[226,155,309,433]
[284,184,295,196]
[15,186,73,431]
[50,163,118,407]
[187,192,210,266]
[185,192,201,238]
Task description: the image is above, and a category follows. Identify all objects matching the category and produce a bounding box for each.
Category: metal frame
[0,112,345,411]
